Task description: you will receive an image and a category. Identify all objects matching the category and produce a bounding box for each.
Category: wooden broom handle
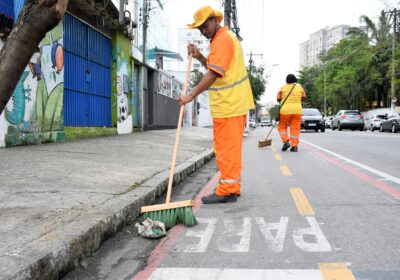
[165,54,193,204]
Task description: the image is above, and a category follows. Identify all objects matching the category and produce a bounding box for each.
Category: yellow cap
[187,6,223,29]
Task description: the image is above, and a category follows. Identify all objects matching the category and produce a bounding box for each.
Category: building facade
[299,25,352,68]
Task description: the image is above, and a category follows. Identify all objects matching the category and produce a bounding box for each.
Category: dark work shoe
[281,141,290,151]
[201,193,237,204]
[290,146,298,152]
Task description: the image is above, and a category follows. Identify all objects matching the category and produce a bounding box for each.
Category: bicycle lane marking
[302,140,400,200]
[131,172,221,280]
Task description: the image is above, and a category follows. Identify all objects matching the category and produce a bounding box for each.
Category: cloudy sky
[161,0,393,103]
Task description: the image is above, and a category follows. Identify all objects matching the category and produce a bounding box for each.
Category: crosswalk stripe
[149,268,324,279]
[290,188,315,216]
[280,165,292,176]
[318,263,356,280]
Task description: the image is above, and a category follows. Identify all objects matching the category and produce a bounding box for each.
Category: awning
[147,47,183,61]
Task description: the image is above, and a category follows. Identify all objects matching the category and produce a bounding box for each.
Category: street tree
[0,0,68,115]
[247,63,267,104]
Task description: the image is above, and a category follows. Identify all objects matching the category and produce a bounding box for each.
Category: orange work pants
[213,115,246,196]
[278,114,302,147]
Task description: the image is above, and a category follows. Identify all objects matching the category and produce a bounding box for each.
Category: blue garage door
[63,13,111,127]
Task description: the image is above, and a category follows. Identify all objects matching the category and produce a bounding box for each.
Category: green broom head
[143,206,196,229]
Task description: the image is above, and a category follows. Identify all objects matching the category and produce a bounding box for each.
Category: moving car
[324,116,334,128]
[261,117,271,127]
[331,110,364,131]
[301,108,325,132]
[380,112,400,133]
[364,114,386,131]
[249,119,257,128]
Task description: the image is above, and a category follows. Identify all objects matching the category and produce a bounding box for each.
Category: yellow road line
[318,263,356,280]
[280,165,292,176]
[274,154,282,161]
[290,188,315,216]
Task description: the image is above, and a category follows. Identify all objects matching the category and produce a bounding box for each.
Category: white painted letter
[255,217,288,252]
[182,218,217,253]
[217,217,251,253]
[293,217,332,252]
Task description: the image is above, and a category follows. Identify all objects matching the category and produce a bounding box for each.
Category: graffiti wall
[112,33,132,134]
[0,22,64,147]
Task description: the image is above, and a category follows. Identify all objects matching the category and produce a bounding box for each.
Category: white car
[261,118,271,127]
[249,119,257,128]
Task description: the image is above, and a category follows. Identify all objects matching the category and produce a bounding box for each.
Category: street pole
[391,8,397,111]
[224,0,231,27]
[324,65,327,117]
[142,0,148,64]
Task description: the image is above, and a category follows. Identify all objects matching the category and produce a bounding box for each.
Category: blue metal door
[63,13,111,127]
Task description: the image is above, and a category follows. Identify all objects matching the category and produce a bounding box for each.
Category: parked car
[331,110,364,131]
[301,108,325,132]
[380,112,400,133]
[324,116,334,128]
[249,119,257,128]
[364,114,386,131]
[261,117,271,127]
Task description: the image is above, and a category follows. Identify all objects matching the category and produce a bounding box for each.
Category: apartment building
[299,25,352,68]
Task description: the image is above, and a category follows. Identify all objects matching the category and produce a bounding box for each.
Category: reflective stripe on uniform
[290,135,299,139]
[209,75,249,91]
[219,178,240,184]
[209,64,225,75]
[279,132,288,135]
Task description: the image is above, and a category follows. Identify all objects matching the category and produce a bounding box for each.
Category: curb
[2,149,215,280]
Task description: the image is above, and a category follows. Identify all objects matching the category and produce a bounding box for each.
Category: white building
[299,25,353,68]
[177,28,212,127]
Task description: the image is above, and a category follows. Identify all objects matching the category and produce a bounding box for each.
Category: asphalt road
[63,127,400,280]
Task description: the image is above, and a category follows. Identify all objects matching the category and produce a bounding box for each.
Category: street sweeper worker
[179,6,254,204]
[276,74,306,152]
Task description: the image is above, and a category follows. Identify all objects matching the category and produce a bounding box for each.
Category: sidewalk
[0,127,214,280]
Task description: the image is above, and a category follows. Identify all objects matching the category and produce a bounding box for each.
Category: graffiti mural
[0,22,64,147]
[112,34,132,134]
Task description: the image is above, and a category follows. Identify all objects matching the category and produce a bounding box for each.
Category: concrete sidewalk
[0,127,214,280]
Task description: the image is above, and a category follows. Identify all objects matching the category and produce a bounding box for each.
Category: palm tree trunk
[0,0,68,115]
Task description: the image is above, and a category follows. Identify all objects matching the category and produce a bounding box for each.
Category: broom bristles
[143,206,197,229]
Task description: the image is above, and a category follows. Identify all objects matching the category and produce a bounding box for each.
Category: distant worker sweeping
[179,6,255,204]
[276,74,307,152]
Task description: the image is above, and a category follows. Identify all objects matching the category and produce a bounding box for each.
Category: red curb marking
[131,172,220,280]
[303,143,400,200]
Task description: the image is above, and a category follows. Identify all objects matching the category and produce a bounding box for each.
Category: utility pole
[223,0,242,41]
[391,8,397,111]
[224,0,231,27]
[142,0,149,64]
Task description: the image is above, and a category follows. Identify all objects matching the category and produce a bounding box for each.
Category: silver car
[364,114,386,131]
[332,110,365,131]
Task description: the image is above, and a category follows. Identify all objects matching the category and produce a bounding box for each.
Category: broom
[258,121,276,148]
[141,54,196,229]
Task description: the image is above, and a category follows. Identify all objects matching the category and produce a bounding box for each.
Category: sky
[159,0,394,104]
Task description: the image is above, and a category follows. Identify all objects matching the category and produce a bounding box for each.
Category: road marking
[149,268,324,280]
[290,188,315,216]
[318,263,356,280]
[272,146,277,152]
[303,140,400,185]
[180,217,331,253]
[303,142,400,200]
[280,165,292,176]
[275,154,282,161]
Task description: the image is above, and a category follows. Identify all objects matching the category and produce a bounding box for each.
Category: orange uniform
[276,83,306,147]
[207,26,254,196]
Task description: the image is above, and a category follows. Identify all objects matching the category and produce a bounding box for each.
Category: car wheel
[380,125,383,132]
[359,127,364,131]
[315,129,318,132]
[371,125,374,132]
[392,124,397,133]
[321,128,325,132]
[339,125,342,131]
[332,125,336,131]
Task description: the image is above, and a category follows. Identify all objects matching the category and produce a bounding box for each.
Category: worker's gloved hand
[187,43,201,60]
